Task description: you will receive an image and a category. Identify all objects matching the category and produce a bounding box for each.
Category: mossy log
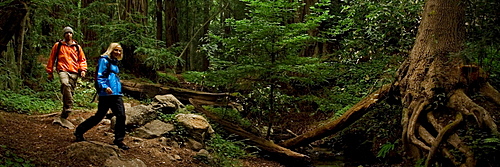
[120,80,230,102]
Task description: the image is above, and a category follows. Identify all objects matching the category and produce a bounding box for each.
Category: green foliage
[204,106,251,128]
[323,0,423,62]
[72,80,98,109]
[462,43,500,88]
[205,134,250,167]
[156,71,180,85]
[0,90,60,114]
[0,145,35,167]
[377,140,397,158]
[471,136,500,164]
[137,47,182,71]
[0,60,22,91]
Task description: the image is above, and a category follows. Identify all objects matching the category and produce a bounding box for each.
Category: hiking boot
[113,142,130,150]
[61,110,72,119]
[74,133,85,142]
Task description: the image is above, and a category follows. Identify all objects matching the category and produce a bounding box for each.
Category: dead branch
[279,84,391,148]
[189,98,310,161]
[28,113,58,118]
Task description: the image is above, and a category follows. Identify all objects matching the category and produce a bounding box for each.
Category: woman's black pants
[75,95,126,143]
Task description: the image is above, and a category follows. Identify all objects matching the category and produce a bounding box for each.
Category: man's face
[64,32,73,40]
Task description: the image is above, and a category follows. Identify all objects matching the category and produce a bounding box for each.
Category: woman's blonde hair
[102,43,123,60]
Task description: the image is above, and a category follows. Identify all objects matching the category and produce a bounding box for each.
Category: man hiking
[46,26,87,122]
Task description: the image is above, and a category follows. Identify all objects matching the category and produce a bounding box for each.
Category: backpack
[90,56,111,102]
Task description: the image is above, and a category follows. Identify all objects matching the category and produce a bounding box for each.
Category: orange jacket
[46,40,87,74]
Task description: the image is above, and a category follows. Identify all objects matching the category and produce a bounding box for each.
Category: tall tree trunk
[14,7,28,76]
[156,0,163,41]
[164,0,179,47]
[82,0,97,44]
[123,0,148,24]
[280,0,500,166]
[392,0,498,166]
[0,0,28,56]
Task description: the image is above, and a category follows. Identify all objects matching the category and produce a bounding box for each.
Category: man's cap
[63,26,74,35]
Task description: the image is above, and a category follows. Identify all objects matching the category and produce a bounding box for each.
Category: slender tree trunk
[14,9,28,76]
[164,0,179,47]
[156,0,163,41]
[81,0,97,44]
[123,0,148,23]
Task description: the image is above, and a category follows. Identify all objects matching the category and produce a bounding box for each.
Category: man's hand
[105,87,113,94]
[80,71,86,78]
[48,73,54,81]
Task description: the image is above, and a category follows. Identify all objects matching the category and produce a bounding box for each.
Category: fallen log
[279,84,392,148]
[121,80,230,102]
[189,98,310,161]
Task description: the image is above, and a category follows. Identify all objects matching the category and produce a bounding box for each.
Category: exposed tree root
[425,112,463,166]
[407,100,430,151]
[427,107,476,166]
[480,82,500,106]
[450,89,500,136]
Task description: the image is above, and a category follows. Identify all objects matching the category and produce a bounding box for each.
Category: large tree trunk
[156,0,163,41]
[0,0,28,56]
[277,0,499,166]
[164,0,179,47]
[395,0,499,166]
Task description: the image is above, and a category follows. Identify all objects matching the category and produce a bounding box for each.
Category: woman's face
[111,45,123,59]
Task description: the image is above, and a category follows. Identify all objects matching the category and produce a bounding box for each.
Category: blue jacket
[96,55,122,96]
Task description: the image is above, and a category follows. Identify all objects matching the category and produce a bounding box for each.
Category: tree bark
[393,0,499,166]
[164,0,179,47]
[123,0,148,24]
[156,0,163,41]
[276,0,498,166]
[0,0,28,56]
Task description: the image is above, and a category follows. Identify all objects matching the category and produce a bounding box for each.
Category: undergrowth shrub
[0,90,60,114]
[204,134,250,167]
[0,145,35,167]
[204,106,251,128]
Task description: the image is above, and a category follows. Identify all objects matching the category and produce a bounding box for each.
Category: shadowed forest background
[1,0,500,166]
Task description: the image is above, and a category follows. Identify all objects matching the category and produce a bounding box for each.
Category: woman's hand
[105,87,113,94]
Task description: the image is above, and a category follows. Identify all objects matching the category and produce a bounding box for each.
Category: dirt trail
[0,111,284,167]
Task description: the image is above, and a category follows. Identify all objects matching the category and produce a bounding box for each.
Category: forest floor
[0,110,285,167]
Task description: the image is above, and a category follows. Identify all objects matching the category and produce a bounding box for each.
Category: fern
[377,141,397,158]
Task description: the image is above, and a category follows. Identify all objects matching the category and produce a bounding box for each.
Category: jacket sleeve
[45,43,59,73]
[78,45,87,72]
[97,57,109,90]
